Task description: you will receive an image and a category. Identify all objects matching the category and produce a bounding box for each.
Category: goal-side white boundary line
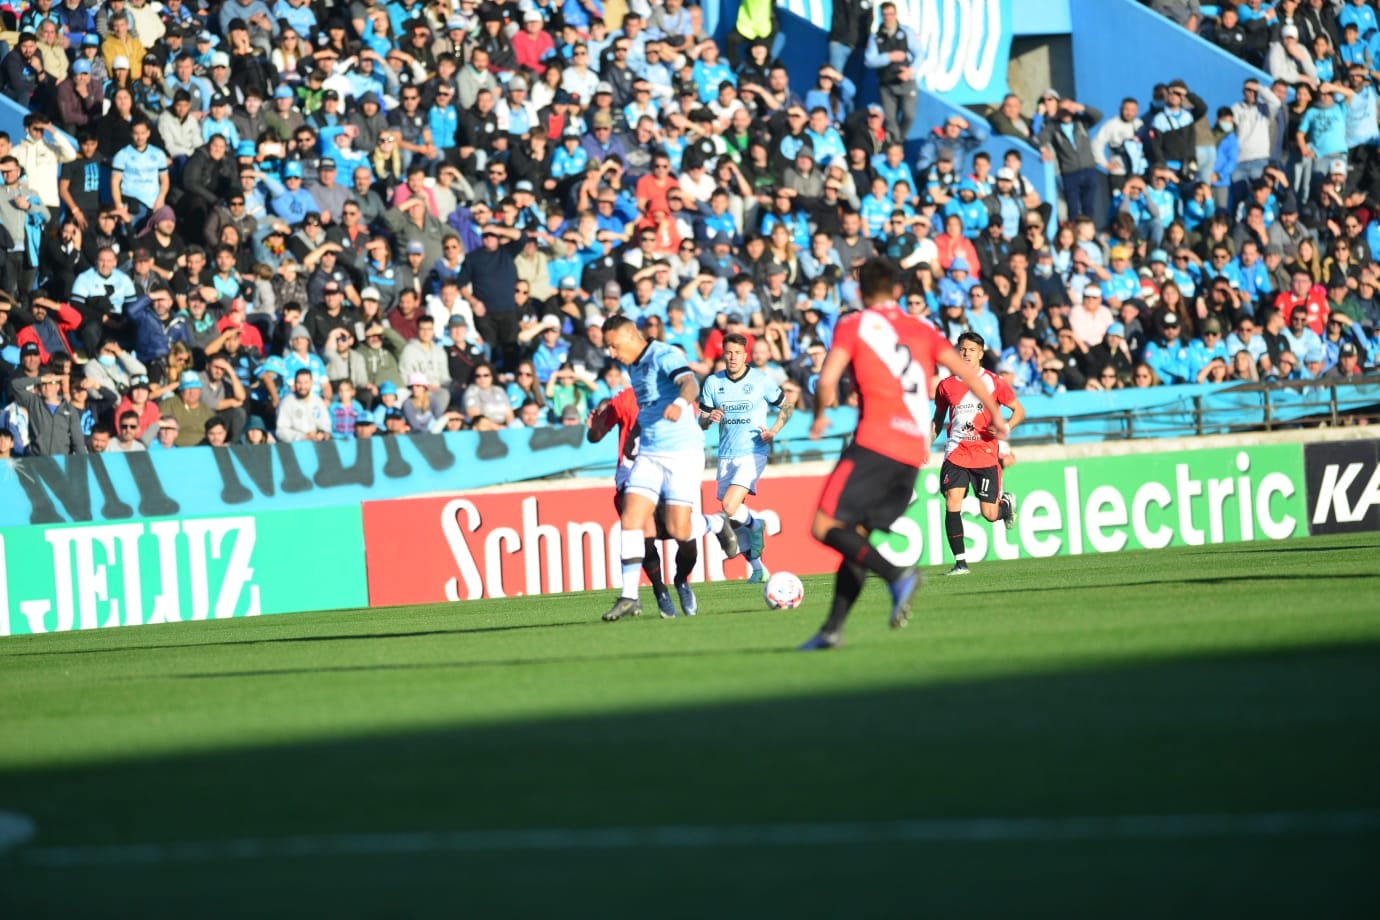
[11,811,1380,867]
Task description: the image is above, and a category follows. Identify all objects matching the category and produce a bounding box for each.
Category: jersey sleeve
[654,342,693,382]
[831,312,860,358]
[993,374,1017,407]
[698,377,719,413]
[611,387,639,428]
[756,369,784,407]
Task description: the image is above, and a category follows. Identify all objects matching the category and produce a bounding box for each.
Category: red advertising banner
[362,475,839,606]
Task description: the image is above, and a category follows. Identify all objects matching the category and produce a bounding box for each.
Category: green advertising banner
[0,506,367,637]
[875,444,1308,567]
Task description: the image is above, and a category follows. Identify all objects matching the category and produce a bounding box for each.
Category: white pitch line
[17,811,1380,867]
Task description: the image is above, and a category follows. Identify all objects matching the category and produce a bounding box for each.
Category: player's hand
[809,415,830,440]
[758,426,775,443]
[664,402,683,422]
[706,408,724,423]
[989,418,1010,439]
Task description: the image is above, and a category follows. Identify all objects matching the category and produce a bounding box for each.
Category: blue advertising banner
[0,412,864,528]
[0,428,613,528]
[779,0,1014,103]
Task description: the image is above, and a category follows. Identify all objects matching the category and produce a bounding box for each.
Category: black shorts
[614,487,670,540]
[817,444,919,532]
[940,459,1001,503]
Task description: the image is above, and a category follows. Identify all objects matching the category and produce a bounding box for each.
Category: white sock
[694,513,714,538]
[620,529,644,600]
[729,506,751,526]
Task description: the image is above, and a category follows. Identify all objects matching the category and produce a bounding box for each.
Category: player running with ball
[932,332,1025,575]
[799,259,1008,651]
[699,332,793,583]
[599,315,739,622]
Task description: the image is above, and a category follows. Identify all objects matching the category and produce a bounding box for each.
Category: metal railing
[1016,376,1380,447]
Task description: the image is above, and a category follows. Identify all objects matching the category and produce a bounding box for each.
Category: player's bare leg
[720,483,767,581]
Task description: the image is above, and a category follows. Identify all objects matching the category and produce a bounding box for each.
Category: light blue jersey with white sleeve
[627,339,701,454]
[699,368,784,459]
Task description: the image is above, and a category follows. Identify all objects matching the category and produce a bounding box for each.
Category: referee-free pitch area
[2,534,1378,918]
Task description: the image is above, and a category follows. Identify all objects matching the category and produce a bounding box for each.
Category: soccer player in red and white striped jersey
[799,259,1007,650]
[932,331,1025,575]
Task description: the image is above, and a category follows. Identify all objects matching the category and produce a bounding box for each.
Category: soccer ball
[763,572,805,609]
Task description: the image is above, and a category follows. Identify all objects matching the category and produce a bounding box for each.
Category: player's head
[858,257,903,306]
[956,332,985,367]
[602,314,643,365]
[723,332,748,374]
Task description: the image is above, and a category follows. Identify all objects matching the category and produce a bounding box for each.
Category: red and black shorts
[817,444,919,532]
[940,459,1001,503]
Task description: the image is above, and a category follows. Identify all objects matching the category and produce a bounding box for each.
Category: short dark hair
[858,257,902,300]
[723,332,748,350]
[957,331,986,351]
[603,314,636,337]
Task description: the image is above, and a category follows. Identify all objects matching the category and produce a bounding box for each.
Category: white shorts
[625,451,703,507]
[716,453,768,499]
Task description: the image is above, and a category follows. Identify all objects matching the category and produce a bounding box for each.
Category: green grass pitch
[2,534,1379,918]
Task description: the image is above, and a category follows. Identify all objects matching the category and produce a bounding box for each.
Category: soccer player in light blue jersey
[698,332,792,582]
[599,315,739,622]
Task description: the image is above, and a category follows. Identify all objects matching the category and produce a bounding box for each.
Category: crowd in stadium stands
[0,0,1375,457]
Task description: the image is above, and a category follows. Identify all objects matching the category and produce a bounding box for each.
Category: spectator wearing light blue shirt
[110,121,168,224]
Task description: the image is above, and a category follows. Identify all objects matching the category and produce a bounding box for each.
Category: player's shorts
[716,452,768,499]
[615,487,671,540]
[940,459,1001,503]
[817,444,919,531]
[625,450,703,507]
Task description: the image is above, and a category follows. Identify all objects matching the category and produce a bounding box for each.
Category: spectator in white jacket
[14,113,76,209]
[275,368,331,442]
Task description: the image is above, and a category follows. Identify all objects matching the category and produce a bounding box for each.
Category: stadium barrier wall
[361,442,1308,605]
[1304,438,1380,535]
[0,427,629,527]
[1066,0,1272,133]
[0,505,368,637]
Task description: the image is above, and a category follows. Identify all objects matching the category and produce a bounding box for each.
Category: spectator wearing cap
[55,59,105,136]
[1143,312,1192,384]
[305,156,349,222]
[276,367,331,442]
[1323,341,1366,379]
[1087,320,1134,385]
[1268,24,1319,89]
[1187,316,1231,380]
[162,369,211,446]
[262,159,320,222]
[201,93,241,149]
[1069,283,1114,349]
[512,10,555,75]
